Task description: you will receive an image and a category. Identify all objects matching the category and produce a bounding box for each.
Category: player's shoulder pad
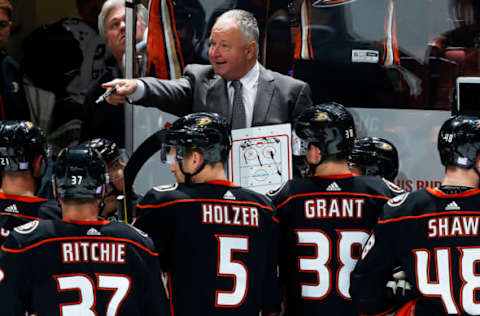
[38,200,62,220]
[356,176,400,199]
[6,220,56,250]
[139,183,184,207]
[381,189,429,220]
[266,180,292,206]
[382,178,405,195]
[234,186,275,211]
[106,222,156,250]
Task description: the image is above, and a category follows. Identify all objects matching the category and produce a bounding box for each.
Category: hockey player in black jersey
[268,102,404,316]
[351,115,480,316]
[0,145,170,316]
[134,112,281,316]
[82,137,139,220]
[348,136,399,182]
[0,120,61,245]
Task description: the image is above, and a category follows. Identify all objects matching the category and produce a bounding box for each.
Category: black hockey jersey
[0,192,61,245]
[134,180,281,316]
[268,174,403,316]
[0,219,169,316]
[351,187,480,316]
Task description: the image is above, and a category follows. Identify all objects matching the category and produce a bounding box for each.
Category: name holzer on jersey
[201,203,259,227]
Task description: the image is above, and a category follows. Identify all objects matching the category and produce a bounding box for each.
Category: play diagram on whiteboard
[229,124,292,194]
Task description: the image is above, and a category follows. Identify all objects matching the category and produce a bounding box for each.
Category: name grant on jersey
[201,203,259,227]
[62,241,126,263]
[304,198,365,219]
[428,216,480,238]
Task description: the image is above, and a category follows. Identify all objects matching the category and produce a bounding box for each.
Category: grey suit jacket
[139,64,313,126]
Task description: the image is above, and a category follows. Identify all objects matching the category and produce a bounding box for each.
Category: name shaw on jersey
[428,216,480,238]
[304,198,365,219]
[62,241,126,264]
[201,203,259,227]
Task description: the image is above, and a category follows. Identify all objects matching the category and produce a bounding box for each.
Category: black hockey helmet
[162,112,232,164]
[0,120,47,172]
[438,115,480,169]
[53,145,108,199]
[82,138,121,165]
[348,137,399,181]
[294,102,356,162]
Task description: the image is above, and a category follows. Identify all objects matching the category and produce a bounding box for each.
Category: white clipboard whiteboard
[228,123,292,194]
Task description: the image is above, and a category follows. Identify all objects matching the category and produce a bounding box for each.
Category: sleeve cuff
[130,79,146,102]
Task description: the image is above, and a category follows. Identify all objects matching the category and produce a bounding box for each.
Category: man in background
[103,9,312,131]
[81,0,147,147]
[0,0,30,121]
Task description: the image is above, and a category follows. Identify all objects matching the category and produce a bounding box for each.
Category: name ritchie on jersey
[202,203,259,227]
[304,198,365,219]
[62,241,126,264]
[428,216,480,238]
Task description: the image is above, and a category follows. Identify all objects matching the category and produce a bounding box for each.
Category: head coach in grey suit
[103,9,313,129]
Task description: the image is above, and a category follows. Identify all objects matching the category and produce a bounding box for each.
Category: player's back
[377,187,480,315]
[268,174,401,316]
[135,181,280,316]
[0,218,168,316]
[0,192,61,245]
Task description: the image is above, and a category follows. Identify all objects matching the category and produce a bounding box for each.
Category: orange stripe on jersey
[1,236,158,256]
[63,219,110,225]
[137,199,274,212]
[168,272,175,316]
[272,216,280,224]
[427,187,480,198]
[394,299,418,316]
[0,212,39,221]
[0,192,47,203]
[205,180,238,187]
[276,191,390,209]
[378,210,480,224]
[309,173,356,179]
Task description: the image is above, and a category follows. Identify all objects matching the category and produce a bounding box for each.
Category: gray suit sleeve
[291,81,313,120]
[136,66,197,116]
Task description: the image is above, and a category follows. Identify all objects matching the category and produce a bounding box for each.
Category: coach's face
[208,18,256,81]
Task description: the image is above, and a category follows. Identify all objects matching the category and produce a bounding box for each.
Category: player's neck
[314,161,351,177]
[442,167,479,188]
[61,201,100,221]
[192,165,228,183]
[0,174,36,197]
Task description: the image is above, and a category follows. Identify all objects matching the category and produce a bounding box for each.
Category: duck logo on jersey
[387,193,409,207]
[313,0,356,8]
[14,220,39,234]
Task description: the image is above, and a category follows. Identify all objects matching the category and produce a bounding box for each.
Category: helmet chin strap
[179,159,206,185]
[306,143,325,175]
